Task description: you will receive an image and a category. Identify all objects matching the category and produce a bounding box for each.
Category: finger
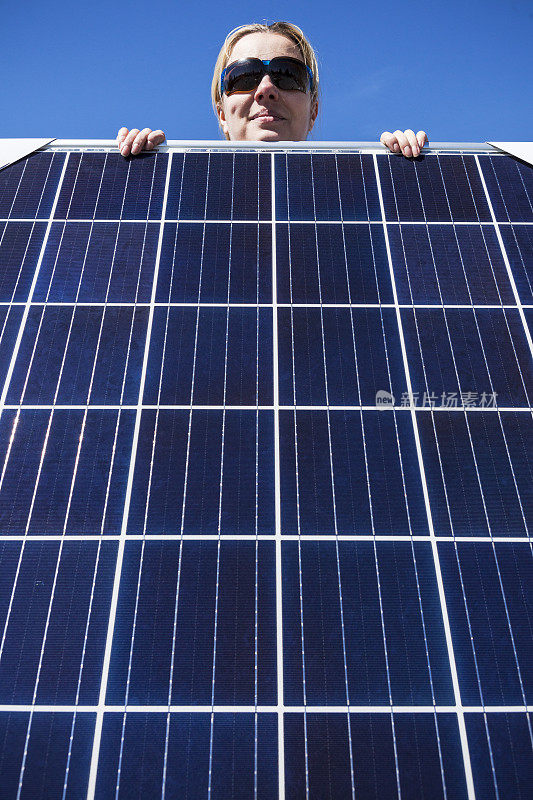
[120,129,140,157]
[380,131,400,153]
[116,127,129,148]
[417,130,428,149]
[131,127,153,155]
[393,130,410,156]
[145,130,166,151]
[404,129,420,158]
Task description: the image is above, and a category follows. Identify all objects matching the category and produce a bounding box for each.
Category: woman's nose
[254,74,279,102]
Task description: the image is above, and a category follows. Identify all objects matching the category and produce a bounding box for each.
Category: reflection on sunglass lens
[271,65,303,91]
[226,61,264,93]
[223,57,311,96]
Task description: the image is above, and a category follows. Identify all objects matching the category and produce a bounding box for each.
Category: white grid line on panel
[373,153,477,800]
[285,153,310,800]
[1,534,532,543]
[4,301,529,309]
[253,151,261,800]
[272,151,286,800]
[86,151,173,800]
[2,404,532,413]
[1,703,531,714]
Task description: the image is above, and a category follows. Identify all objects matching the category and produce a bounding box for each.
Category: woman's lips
[252,113,284,122]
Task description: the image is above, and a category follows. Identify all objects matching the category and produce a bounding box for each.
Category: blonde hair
[211,21,320,140]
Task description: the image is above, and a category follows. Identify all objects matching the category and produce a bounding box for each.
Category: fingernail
[131,143,139,154]
[404,146,411,156]
[413,146,419,156]
[146,141,154,150]
[120,145,128,156]
[393,143,399,152]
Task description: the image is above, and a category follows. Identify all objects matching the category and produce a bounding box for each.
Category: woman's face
[217,32,318,142]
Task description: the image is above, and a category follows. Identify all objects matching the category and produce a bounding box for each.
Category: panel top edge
[41,139,496,153]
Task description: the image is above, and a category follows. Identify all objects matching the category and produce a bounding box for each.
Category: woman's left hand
[380,129,428,157]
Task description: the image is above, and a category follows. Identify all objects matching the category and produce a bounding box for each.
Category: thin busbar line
[284,153,310,800]
[3,403,533,412]
[1,533,533,543]
[85,151,174,800]
[373,153,477,800]
[272,151,286,800]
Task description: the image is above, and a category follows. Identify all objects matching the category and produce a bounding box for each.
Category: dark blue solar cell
[439,542,533,705]
[525,308,533,340]
[0,151,65,219]
[278,307,405,406]
[479,154,533,222]
[279,410,427,536]
[275,153,380,221]
[127,410,274,535]
[0,222,47,301]
[35,221,158,302]
[276,222,392,304]
[0,711,94,800]
[389,224,514,304]
[156,221,272,303]
[402,308,533,407]
[55,152,167,219]
[466,712,533,800]
[283,541,452,705]
[107,540,275,705]
[284,712,468,800]
[8,305,148,404]
[96,712,278,799]
[379,154,491,222]
[0,540,116,703]
[417,410,533,536]
[499,223,533,303]
[144,307,272,405]
[0,305,24,389]
[166,152,271,220]
[0,409,134,535]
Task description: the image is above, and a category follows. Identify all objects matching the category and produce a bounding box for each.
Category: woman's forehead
[229,32,301,63]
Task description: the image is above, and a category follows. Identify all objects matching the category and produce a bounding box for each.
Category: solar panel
[0,140,531,799]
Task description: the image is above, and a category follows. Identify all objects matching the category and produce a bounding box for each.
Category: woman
[116,21,427,157]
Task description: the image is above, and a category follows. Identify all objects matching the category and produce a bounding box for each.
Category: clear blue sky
[3,0,532,143]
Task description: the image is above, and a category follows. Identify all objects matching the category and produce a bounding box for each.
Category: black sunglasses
[220,57,313,97]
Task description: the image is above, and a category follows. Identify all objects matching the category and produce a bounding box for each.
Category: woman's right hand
[116,127,166,157]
